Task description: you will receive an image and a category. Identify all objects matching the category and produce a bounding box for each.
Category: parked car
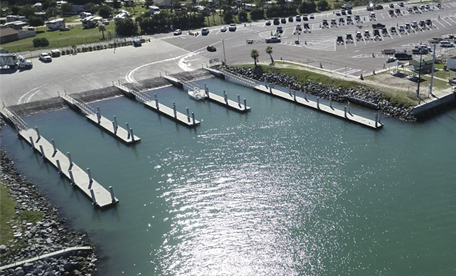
[356,31,362,40]
[265,36,281,43]
[174,29,182,35]
[440,41,455,48]
[394,52,413,60]
[220,26,227,32]
[276,26,283,33]
[201,28,210,35]
[295,15,301,22]
[102,19,109,25]
[229,23,236,31]
[288,16,294,22]
[273,18,280,25]
[336,36,344,44]
[39,53,52,62]
[206,45,216,52]
[50,49,60,57]
[280,18,286,24]
[265,21,271,26]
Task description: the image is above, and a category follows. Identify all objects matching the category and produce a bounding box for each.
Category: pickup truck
[0,53,33,69]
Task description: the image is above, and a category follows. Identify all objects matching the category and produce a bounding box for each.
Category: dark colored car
[273,18,280,25]
[394,52,413,60]
[288,16,294,22]
[336,36,344,44]
[206,45,216,52]
[281,18,286,24]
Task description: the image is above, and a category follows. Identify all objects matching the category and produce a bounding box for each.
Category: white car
[228,23,236,32]
[39,53,52,62]
[220,26,227,32]
[174,29,182,35]
[102,19,109,25]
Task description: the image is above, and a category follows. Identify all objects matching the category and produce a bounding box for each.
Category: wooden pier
[207,68,383,129]
[116,85,200,127]
[61,95,140,144]
[163,76,251,112]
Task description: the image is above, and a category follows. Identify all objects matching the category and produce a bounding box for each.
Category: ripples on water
[151,115,351,275]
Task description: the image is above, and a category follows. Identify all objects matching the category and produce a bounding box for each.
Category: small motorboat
[188,89,207,101]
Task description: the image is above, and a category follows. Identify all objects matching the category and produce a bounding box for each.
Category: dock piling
[237,95,241,107]
[90,189,96,205]
[109,186,116,203]
[130,129,135,142]
[69,169,75,185]
[51,139,57,154]
[96,107,101,124]
[269,87,273,94]
[192,112,195,124]
[67,152,73,169]
[39,145,45,159]
[294,90,296,101]
[378,111,381,124]
[56,160,62,174]
[126,123,130,139]
[112,121,117,134]
[29,136,34,149]
[348,102,351,114]
[186,108,190,122]
[113,116,118,132]
[205,85,209,97]
[155,94,159,110]
[344,106,347,118]
[329,96,332,109]
[244,99,247,110]
[375,113,378,127]
[224,90,228,104]
[317,98,320,110]
[87,168,93,186]
[35,126,40,142]
[173,103,177,118]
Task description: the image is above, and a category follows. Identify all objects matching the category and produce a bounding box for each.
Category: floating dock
[61,95,140,144]
[163,76,251,112]
[20,128,118,208]
[207,68,383,129]
[0,107,118,208]
[116,85,200,127]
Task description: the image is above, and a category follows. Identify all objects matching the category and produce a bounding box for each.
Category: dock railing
[117,84,151,103]
[2,108,28,131]
[61,94,95,115]
[180,79,201,92]
[220,69,259,87]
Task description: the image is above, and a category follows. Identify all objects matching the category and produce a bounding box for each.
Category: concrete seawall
[412,92,456,119]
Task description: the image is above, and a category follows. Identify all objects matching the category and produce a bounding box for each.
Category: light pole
[429,42,437,96]
[222,39,226,66]
[417,53,423,98]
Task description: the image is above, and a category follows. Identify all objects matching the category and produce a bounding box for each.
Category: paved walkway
[0,246,92,271]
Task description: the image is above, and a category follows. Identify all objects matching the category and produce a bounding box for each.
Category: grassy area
[433,63,456,80]
[236,62,420,107]
[18,210,44,224]
[0,23,117,53]
[244,62,364,90]
[0,181,15,245]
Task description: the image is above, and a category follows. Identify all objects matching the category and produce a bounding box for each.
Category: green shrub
[32,37,49,48]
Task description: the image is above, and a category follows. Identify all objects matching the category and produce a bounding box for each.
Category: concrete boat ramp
[163,76,251,113]
[0,108,118,208]
[206,67,383,129]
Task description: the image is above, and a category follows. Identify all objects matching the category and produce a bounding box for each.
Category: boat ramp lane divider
[253,85,383,129]
[60,95,140,144]
[163,76,251,113]
[0,246,93,271]
[18,128,119,208]
[115,85,200,127]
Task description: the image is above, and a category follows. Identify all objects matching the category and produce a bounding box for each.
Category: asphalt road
[1,1,455,107]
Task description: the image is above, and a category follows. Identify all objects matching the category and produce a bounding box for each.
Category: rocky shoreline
[223,66,417,121]
[0,120,98,276]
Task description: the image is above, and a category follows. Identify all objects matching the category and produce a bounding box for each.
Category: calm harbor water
[1,77,456,276]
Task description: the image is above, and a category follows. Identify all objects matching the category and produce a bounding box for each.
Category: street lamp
[416,52,423,98]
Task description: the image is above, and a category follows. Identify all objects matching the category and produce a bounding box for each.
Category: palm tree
[98,24,106,40]
[250,49,259,67]
[265,46,274,65]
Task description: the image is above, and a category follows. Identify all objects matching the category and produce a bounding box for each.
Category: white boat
[188,89,207,101]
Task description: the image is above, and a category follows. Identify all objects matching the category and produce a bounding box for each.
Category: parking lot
[1,1,456,107]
